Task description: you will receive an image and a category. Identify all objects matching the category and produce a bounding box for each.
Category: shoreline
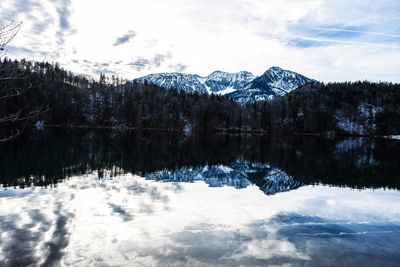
[39,124,400,139]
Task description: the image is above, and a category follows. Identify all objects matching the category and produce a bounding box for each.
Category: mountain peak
[209,70,225,75]
[134,66,314,103]
[208,70,253,75]
[268,66,284,71]
[246,67,314,96]
[135,72,208,94]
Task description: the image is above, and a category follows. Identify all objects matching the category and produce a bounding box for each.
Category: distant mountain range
[135,66,315,103]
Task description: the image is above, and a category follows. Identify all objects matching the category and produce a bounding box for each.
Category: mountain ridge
[135,66,315,102]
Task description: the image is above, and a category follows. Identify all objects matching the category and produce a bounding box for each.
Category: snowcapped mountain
[228,67,314,102]
[250,66,313,96]
[134,73,208,94]
[143,160,303,195]
[203,71,255,94]
[229,67,314,102]
[135,71,255,95]
[134,67,314,103]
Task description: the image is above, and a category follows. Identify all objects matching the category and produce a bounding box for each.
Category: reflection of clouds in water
[0,174,400,266]
[0,214,40,266]
[274,215,400,266]
[108,203,134,221]
[128,179,171,203]
[3,176,154,265]
[149,224,309,266]
[137,215,400,266]
[0,202,70,267]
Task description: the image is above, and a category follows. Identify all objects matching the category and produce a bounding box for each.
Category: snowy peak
[203,71,256,94]
[135,72,207,94]
[136,71,256,95]
[206,70,255,82]
[249,66,314,96]
[134,66,314,103]
[228,67,315,103]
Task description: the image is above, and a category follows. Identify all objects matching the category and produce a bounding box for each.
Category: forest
[1,57,400,139]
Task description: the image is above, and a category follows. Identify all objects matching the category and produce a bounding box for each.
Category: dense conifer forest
[1,58,400,138]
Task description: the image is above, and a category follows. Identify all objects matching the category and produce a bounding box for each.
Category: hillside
[1,58,400,136]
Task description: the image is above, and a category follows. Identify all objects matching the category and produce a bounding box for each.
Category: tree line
[1,57,400,137]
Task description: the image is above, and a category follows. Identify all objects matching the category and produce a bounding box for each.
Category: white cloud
[1,0,399,82]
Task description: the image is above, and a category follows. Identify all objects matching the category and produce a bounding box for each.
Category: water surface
[1,130,400,266]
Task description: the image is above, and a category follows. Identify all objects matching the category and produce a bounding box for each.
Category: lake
[1,130,400,266]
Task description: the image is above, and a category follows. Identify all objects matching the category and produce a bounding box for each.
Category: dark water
[0,130,400,266]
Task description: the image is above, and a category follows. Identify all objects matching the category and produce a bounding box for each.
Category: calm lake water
[1,130,400,267]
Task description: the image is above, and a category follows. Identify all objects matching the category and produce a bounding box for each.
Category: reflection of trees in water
[265,137,400,190]
[0,129,399,191]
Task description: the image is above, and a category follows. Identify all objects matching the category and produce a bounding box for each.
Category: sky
[1,0,399,82]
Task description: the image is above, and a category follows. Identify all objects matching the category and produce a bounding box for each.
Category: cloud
[152,52,172,67]
[72,58,121,75]
[0,0,76,60]
[127,52,173,71]
[145,39,158,48]
[7,45,50,57]
[288,35,400,49]
[286,20,400,49]
[310,27,400,39]
[54,0,76,46]
[169,63,188,72]
[1,0,400,82]
[127,57,151,71]
[113,31,137,46]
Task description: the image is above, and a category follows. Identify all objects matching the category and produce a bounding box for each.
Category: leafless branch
[0,128,21,142]
[0,21,21,54]
[0,103,49,123]
[0,21,39,142]
[0,83,31,99]
[0,110,21,123]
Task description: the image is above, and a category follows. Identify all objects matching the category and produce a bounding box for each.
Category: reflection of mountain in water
[1,129,400,193]
[145,160,302,195]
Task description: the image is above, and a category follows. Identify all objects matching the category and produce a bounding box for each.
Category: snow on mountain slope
[135,73,208,94]
[136,71,256,95]
[246,66,314,96]
[204,71,255,94]
[134,66,314,103]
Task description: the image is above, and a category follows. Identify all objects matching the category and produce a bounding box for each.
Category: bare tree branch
[0,21,21,54]
[0,128,21,142]
[0,83,31,99]
[0,21,47,142]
